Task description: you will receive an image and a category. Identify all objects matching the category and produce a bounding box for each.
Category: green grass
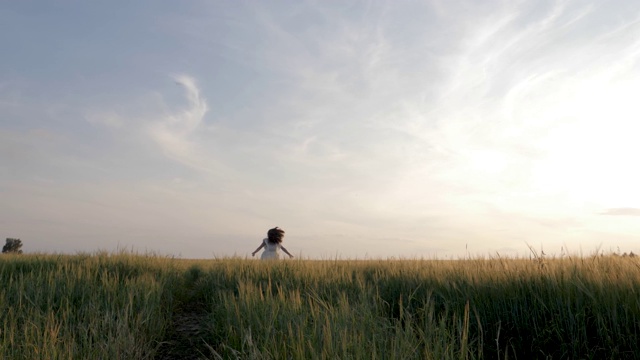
[1,252,639,359]
[0,252,177,359]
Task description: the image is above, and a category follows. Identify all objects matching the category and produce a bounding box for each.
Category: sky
[2,0,640,259]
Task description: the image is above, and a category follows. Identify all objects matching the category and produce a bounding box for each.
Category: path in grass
[156,309,210,360]
[155,267,213,360]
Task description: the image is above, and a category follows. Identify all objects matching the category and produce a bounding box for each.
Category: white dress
[260,238,281,260]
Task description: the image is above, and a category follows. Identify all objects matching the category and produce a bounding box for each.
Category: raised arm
[280,246,294,259]
[252,242,265,257]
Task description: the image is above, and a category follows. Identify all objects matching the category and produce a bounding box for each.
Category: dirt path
[155,268,217,360]
[155,308,211,360]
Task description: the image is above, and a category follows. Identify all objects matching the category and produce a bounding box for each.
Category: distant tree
[2,238,23,254]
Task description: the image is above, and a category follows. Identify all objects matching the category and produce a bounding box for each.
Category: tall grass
[201,256,640,359]
[1,252,639,359]
[0,252,177,359]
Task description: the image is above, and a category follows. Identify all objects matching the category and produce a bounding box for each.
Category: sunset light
[2,1,640,258]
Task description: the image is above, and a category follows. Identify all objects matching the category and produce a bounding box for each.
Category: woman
[252,227,294,260]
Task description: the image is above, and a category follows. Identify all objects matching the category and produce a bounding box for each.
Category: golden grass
[2,252,639,359]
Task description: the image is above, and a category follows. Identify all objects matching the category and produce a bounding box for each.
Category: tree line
[2,238,23,254]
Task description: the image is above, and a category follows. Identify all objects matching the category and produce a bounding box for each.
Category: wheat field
[1,252,639,359]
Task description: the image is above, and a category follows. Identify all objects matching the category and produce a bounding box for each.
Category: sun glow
[531,74,640,208]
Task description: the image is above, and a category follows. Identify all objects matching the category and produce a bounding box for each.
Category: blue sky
[2,1,640,258]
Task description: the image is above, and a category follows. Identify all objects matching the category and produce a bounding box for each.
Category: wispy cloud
[148,74,213,173]
[601,208,640,216]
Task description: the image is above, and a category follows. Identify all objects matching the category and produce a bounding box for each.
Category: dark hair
[267,227,285,244]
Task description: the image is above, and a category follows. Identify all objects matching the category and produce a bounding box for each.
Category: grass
[0,252,176,359]
[1,252,639,359]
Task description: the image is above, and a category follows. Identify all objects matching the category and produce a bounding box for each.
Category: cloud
[600,208,640,216]
[170,74,208,131]
[148,74,213,172]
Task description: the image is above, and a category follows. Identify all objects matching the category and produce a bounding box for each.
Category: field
[1,252,640,359]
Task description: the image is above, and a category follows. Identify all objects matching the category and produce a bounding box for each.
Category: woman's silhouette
[252,227,293,260]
